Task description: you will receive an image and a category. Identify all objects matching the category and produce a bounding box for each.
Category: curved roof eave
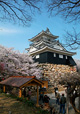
[29,32,59,42]
[29,46,76,56]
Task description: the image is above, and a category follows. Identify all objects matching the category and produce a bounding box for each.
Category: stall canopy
[0,76,43,88]
[0,76,44,107]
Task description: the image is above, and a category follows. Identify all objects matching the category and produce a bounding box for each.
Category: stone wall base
[38,63,77,88]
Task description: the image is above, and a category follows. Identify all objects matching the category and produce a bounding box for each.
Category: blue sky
[0,9,80,60]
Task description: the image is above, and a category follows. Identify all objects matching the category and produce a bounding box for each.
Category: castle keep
[26,28,76,86]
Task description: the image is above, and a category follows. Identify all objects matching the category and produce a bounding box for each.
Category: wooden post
[19,88,22,98]
[78,97,80,110]
[36,85,39,107]
[3,85,5,93]
[66,89,69,114]
[78,87,80,110]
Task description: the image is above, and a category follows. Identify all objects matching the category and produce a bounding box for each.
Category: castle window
[59,54,63,58]
[36,55,39,59]
[48,39,50,41]
[66,56,67,59]
[53,53,56,57]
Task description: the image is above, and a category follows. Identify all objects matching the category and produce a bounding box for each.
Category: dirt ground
[0,93,39,114]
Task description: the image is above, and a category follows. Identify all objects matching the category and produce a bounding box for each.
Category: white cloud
[0,27,20,33]
[0,28,3,31]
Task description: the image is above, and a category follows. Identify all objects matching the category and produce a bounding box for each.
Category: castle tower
[26,28,76,66]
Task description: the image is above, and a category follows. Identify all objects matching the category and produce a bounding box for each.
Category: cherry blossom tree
[0,45,42,79]
[75,59,80,73]
[0,62,5,73]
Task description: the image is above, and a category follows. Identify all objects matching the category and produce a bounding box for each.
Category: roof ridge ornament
[46,28,50,32]
[42,30,44,32]
[45,28,52,35]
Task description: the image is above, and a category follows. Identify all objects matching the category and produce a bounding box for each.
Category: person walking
[54,86,58,97]
[56,92,60,105]
[22,88,26,97]
[59,93,66,114]
[28,89,31,100]
[43,95,50,107]
[39,92,44,103]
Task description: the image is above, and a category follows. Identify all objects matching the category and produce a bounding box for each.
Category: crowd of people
[54,86,66,114]
[22,87,66,114]
[22,87,31,100]
[39,87,66,114]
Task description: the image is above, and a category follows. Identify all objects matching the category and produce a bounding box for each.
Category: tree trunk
[66,93,69,114]
[78,97,80,111]
[70,101,80,114]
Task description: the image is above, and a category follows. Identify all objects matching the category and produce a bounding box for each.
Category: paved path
[47,91,75,114]
[0,92,76,114]
[31,91,76,114]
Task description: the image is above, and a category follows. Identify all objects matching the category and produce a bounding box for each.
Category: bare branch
[0,0,41,26]
[47,0,80,22]
[61,28,80,50]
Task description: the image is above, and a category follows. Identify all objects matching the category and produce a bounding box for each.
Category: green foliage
[36,107,49,114]
[16,97,24,101]
[5,93,34,107]
[0,89,2,93]
[36,108,49,114]
[27,100,34,106]
[2,93,49,114]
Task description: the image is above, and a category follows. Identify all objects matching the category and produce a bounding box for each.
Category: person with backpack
[59,93,66,114]
[43,95,50,107]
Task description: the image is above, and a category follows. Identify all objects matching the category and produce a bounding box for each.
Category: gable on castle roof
[29,28,59,42]
[29,46,76,56]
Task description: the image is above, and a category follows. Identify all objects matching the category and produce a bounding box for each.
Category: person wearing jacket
[59,93,66,114]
